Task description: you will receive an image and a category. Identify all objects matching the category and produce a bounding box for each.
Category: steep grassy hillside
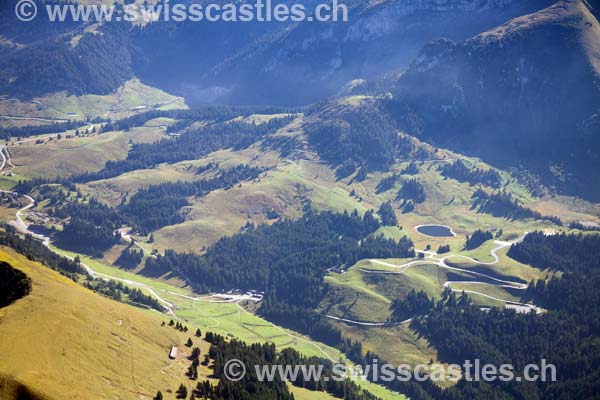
[0,246,192,400]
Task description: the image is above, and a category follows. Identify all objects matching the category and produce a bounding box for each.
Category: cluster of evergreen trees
[201,332,380,400]
[377,201,398,226]
[0,228,86,280]
[472,189,562,225]
[568,221,600,232]
[83,278,162,311]
[376,174,399,193]
[437,244,450,254]
[0,261,32,308]
[167,319,189,333]
[397,179,426,213]
[120,165,261,233]
[507,231,599,273]
[0,120,97,140]
[115,246,143,269]
[389,289,434,322]
[464,229,493,250]
[439,160,502,188]
[402,162,420,175]
[51,199,123,256]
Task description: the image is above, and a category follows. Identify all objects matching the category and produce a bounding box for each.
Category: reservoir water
[416,224,454,237]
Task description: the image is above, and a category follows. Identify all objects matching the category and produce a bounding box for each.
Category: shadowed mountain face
[0,0,553,104]
[388,0,600,199]
[193,0,557,105]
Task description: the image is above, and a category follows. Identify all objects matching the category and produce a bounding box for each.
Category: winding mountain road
[361,238,541,313]
[328,238,541,328]
[0,145,183,313]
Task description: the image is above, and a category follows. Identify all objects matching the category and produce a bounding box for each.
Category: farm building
[169,346,177,359]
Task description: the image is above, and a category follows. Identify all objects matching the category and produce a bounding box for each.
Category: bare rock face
[391,0,600,199]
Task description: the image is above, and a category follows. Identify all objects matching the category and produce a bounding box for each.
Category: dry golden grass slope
[0,246,193,400]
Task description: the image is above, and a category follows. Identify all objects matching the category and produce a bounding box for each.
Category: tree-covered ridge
[101,105,300,134]
[568,221,600,232]
[439,160,502,188]
[76,115,294,183]
[0,261,32,308]
[120,164,262,234]
[472,189,562,225]
[0,120,99,140]
[14,178,76,195]
[304,100,417,177]
[511,232,600,331]
[0,23,133,98]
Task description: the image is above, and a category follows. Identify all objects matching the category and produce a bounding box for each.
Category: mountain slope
[389,0,600,199]
[206,0,556,105]
[0,246,189,400]
[0,0,555,105]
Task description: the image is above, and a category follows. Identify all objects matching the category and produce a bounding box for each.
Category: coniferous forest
[393,232,600,400]
[146,209,415,346]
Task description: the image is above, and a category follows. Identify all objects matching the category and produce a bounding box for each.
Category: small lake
[415,224,455,238]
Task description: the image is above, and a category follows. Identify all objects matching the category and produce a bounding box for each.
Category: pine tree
[176,384,187,399]
[190,347,201,360]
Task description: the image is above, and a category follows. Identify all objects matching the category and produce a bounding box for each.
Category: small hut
[169,346,178,359]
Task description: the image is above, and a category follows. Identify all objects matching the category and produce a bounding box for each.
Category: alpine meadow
[0,0,599,399]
